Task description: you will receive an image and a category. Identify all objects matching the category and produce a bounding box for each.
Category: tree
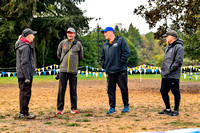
[121,28,129,38]
[78,28,105,67]
[137,32,163,65]
[0,0,35,67]
[114,25,120,32]
[134,0,200,62]
[180,33,200,62]
[126,39,139,67]
[33,0,90,67]
[0,0,90,67]
[127,23,142,47]
[134,0,200,39]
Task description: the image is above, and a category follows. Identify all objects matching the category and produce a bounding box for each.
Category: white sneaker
[70,109,79,114]
[56,110,63,115]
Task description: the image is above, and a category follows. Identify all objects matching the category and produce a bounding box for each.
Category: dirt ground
[0,78,200,133]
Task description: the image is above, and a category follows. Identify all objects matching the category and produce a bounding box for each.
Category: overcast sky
[78,0,158,34]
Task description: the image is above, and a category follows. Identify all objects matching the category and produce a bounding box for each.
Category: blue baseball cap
[101,27,115,33]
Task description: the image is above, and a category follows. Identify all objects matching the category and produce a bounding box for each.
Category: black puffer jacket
[101,36,130,74]
[15,40,36,79]
[161,38,184,79]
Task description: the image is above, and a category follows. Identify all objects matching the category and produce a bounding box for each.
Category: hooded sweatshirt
[15,38,36,79]
[161,38,184,79]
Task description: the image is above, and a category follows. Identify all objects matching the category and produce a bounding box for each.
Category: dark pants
[160,78,180,111]
[18,77,33,115]
[57,72,77,110]
[107,71,129,108]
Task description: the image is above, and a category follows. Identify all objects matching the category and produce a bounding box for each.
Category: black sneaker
[18,113,36,119]
[18,113,25,119]
[168,110,179,116]
[158,109,172,115]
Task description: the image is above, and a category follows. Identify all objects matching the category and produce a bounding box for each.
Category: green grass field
[0,74,199,85]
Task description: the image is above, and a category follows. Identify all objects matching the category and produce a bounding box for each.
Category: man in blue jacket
[158,30,184,116]
[101,27,130,114]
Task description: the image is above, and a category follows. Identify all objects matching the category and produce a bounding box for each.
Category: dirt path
[0,79,199,132]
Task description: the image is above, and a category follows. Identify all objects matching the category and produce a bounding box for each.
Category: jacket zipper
[67,42,72,72]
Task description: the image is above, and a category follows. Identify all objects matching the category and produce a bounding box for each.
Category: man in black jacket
[158,30,184,116]
[101,27,130,114]
[15,28,37,119]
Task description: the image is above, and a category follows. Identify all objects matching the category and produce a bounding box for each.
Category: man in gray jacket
[56,27,83,115]
[15,28,37,119]
[158,30,184,116]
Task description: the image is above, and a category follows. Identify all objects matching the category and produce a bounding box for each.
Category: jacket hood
[15,39,31,50]
[172,38,184,46]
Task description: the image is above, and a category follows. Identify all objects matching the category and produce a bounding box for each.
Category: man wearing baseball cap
[15,28,37,119]
[56,27,83,115]
[101,27,130,114]
[158,30,184,116]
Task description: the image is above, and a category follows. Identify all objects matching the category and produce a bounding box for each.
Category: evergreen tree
[114,25,120,32]
[121,28,128,38]
[78,28,105,68]
[127,23,142,47]
[0,0,35,67]
[0,0,90,67]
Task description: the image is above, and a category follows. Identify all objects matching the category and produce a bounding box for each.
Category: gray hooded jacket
[161,38,184,79]
[15,40,36,79]
[57,39,83,73]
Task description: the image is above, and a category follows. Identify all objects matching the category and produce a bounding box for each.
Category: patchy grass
[90,127,98,131]
[38,111,45,116]
[119,127,125,130]
[21,124,27,127]
[79,108,94,113]
[0,79,199,132]
[76,119,91,122]
[44,122,52,125]
[142,127,147,130]
[0,115,5,119]
[115,115,121,118]
[165,120,199,127]
[0,119,8,123]
[67,123,80,126]
[0,128,9,131]
[83,113,93,117]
